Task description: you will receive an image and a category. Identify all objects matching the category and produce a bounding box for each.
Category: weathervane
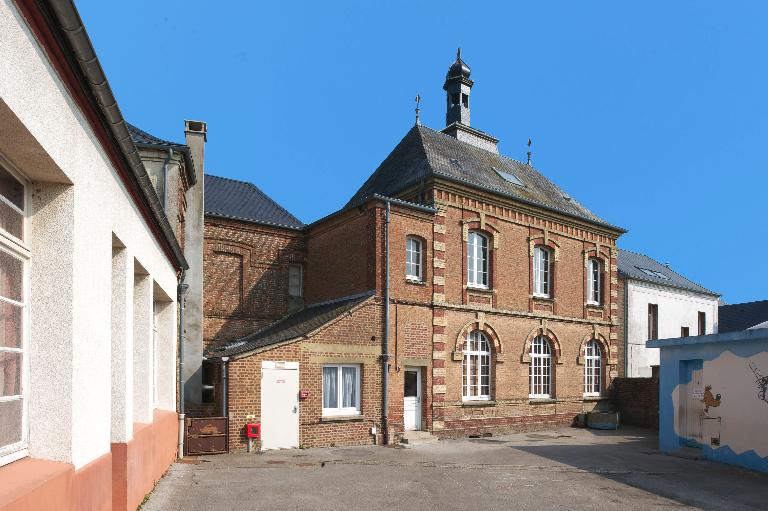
[415,94,421,126]
[527,138,532,166]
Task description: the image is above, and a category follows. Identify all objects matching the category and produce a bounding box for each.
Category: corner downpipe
[177,277,189,459]
[382,201,391,444]
[221,357,230,418]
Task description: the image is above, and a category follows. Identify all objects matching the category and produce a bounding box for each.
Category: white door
[679,360,704,446]
[403,367,422,431]
[261,361,299,450]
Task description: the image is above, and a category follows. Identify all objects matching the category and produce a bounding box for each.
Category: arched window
[467,231,488,288]
[533,246,551,297]
[405,236,423,281]
[462,330,491,400]
[587,258,602,305]
[529,335,552,398]
[584,340,602,396]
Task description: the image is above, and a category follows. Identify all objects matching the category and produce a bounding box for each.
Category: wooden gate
[185,417,229,455]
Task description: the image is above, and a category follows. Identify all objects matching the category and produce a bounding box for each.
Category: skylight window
[636,267,670,280]
[493,167,523,186]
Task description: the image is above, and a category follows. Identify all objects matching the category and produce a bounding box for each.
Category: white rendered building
[619,249,719,377]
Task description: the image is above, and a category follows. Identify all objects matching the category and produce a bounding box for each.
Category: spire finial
[415,94,421,126]
[526,138,532,166]
[457,47,461,61]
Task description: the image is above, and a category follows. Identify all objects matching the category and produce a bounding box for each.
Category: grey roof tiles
[618,249,718,296]
[205,174,304,229]
[719,300,768,332]
[346,125,622,231]
[206,292,374,358]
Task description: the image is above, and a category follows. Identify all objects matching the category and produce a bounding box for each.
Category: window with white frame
[405,236,422,281]
[587,258,602,305]
[529,335,552,398]
[584,340,602,396]
[462,330,491,400]
[533,246,551,297]
[322,364,360,416]
[0,161,28,467]
[467,231,488,288]
[288,264,303,297]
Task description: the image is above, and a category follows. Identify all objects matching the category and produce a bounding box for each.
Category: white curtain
[323,367,337,409]
[342,367,356,408]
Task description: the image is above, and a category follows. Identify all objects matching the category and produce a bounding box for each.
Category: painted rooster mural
[749,361,768,404]
[702,385,721,413]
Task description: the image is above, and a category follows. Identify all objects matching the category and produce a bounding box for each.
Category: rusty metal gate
[185,417,228,455]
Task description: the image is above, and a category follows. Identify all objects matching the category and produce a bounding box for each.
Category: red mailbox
[299,389,309,400]
[246,423,260,439]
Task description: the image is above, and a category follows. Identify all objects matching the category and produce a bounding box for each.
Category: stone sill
[466,286,494,294]
[531,295,555,302]
[582,395,608,402]
[319,415,363,423]
[405,279,427,286]
[528,398,557,405]
[461,400,496,407]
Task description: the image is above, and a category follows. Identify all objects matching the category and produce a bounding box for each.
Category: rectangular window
[587,258,602,305]
[201,360,215,404]
[405,237,422,281]
[322,364,360,416]
[288,265,302,297]
[0,161,27,467]
[467,232,488,288]
[681,326,690,337]
[533,247,551,297]
[648,304,658,340]
[698,312,706,335]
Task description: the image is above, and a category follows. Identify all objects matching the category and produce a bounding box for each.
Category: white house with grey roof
[618,249,720,377]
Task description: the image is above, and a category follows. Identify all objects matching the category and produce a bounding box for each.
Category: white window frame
[583,340,602,397]
[533,246,551,298]
[405,236,423,282]
[462,330,491,401]
[587,258,602,305]
[467,231,489,289]
[322,364,361,417]
[529,336,552,399]
[288,264,303,298]
[0,155,30,468]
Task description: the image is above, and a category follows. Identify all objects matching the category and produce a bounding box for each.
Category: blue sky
[77,1,767,304]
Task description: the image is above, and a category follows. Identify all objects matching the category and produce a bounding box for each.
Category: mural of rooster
[749,361,768,404]
[702,385,721,413]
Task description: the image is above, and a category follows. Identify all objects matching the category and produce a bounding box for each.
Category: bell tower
[444,48,473,127]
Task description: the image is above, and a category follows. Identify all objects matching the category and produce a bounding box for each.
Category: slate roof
[127,122,185,148]
[719,300,768,333]
[346,125,623,231]
[617,249,719,296]
[206,292,374,358]
[205,174,303,229]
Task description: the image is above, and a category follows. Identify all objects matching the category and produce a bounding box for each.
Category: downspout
[382,201,391,444]
[177,277,189,459]
[623,279,629,377]
[162,147,173,210]
[221,357,230,418]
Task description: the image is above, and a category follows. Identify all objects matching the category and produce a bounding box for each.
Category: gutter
[30,0,188,270]
[177,278,189,459]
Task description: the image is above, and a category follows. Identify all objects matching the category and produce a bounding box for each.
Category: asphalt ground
[142,427,768,510]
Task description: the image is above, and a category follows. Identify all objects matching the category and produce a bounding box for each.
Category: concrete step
[401,430,439,445]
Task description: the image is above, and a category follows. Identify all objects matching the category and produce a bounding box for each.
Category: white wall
[0,1,179,469]
[626,280,719,377]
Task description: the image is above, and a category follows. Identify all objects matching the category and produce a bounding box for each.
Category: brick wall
[611,373,659,429]
[203,217,305,345]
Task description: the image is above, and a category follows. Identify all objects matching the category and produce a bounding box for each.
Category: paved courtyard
[143,427,767,510]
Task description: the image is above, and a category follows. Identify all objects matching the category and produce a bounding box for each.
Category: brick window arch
[462,330,491,400]
[529,336,553,398]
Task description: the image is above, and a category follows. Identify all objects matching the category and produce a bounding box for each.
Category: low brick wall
[611,377,658,429]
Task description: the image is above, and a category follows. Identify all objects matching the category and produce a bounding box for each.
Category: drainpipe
[177,277,189,459]
[382,201,391,444]
[162,147,173,210]
[623,279,629,377]
[221,357,230,418]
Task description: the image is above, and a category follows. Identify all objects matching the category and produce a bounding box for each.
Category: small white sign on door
[692,387,704,400]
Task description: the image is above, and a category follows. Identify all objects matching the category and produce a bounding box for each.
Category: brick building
[203,51,626,450]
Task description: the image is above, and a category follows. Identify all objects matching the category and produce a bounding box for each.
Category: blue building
[648,328,768,473]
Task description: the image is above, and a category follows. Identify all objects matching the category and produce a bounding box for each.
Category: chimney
[184,120,206,179]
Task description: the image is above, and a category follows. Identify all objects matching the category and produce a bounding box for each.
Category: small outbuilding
[648,328,768,472]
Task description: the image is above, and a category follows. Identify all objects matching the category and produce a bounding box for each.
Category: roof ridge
[126,121,183,147]
[619,248,718,296]
[721,299,768,307]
